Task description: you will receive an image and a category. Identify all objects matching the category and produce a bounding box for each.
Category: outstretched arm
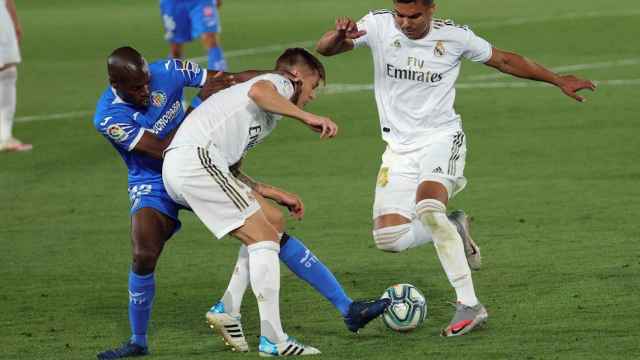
[248,80,338,138]
[316,17,366,56]
[230,160,304,220]
[6,0,21,43]
[485,48,596,102]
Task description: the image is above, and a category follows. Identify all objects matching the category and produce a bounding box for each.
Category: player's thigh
[416,130,468,203]
[160,0,193,44]
[131,207,176,255]
[164,146,261,240]
[190,0,221,40]
[230,209,280,246]
[253,191,285,234]
[373,147,419,229]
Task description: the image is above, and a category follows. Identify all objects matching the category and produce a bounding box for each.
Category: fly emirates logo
[386,56,443,84]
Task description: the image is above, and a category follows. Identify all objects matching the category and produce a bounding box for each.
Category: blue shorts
[128,182,183,233]
[160,0,220,44]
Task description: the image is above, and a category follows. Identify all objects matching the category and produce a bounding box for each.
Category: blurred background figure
[160,0,227,71]
[0,0,31,152]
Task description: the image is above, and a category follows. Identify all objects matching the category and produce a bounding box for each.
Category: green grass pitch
[1,0,639,359]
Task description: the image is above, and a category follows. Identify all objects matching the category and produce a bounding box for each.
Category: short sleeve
[462,29,493,63]
[168,59,207,88]
[95,114,146,152]
[262,74,295,100]
[352,13,374,49]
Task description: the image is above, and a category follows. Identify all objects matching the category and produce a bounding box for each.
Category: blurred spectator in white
[0,0,31,152]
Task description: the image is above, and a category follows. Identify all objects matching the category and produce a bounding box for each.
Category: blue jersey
[94,59,206,187]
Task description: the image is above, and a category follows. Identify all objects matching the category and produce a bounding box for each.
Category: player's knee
[132,248,160,274]
[266,208,286,234]
[373,224,412,253]
[416,198,448,230]
[201,33,219,48]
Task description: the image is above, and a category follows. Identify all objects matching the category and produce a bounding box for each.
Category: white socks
[372,219,433,252]
[416,199,478,306]
[247,241,287,343]
[0,66,17,144]
[221,245,250,317]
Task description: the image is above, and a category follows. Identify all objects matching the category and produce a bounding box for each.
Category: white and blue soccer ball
[380,283,427,332]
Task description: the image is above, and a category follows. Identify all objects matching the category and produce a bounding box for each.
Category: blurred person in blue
[160,0,226,71]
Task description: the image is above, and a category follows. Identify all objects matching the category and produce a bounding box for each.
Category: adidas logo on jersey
[432,167,443,174]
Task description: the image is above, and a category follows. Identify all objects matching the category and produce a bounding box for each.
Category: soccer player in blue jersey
[160,0,226,71]
[94,46,389,359]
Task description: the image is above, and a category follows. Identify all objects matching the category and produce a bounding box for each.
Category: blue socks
[207,46,227,71]
[128,271,155,347]
[279,234,352,317]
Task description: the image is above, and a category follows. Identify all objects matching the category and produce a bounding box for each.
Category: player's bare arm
[316,17,366,56]
[485,48,597,102]
[5,0,21,43]
[248,80,338,138]
[230,159,305,220]
[132,132,174,160]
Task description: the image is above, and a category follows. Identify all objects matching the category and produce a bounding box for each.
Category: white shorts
[373,129,468,219]
[0,6,21,68]
[163,145,260,239]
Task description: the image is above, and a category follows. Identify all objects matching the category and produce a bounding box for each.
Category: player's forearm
[231,167,280,199]
[316,30,350,56]
[492,51,562,86]
[231,70,268,83]
[248,82,314,124]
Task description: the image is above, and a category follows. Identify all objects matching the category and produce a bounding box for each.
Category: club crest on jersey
[151,91,167,107]
[434,41,446,57]
[392,40,401,48]
[107,124,129,142]
[203,5,214,17]
[377,167,390,187]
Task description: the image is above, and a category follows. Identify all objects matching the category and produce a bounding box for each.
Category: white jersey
[353,10,492,152]
[0,0,21,67]
[168,73,295,166]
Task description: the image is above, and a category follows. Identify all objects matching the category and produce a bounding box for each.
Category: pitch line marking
[16,79,639,123]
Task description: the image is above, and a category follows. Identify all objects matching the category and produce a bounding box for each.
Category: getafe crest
[434,40,446,57]
[151,90,167,107]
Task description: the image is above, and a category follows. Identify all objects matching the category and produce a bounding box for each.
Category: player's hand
[335,17,366,39]
[274,191,305,220]
[199,71,236,100]
[556,75,596,102]
[304,114,338,139]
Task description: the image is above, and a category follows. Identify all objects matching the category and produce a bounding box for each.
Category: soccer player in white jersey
[162,48,338,356]
[0,0,31,152]
[316,0,596,336]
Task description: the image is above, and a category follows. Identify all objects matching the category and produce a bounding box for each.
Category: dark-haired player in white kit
[317,0,596,336]
[163,48,388,356]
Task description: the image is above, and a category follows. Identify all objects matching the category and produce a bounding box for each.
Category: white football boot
[205,301,249,352]
[258,336,321,357]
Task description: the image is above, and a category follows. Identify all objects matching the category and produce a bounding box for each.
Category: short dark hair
[275,48,326,83]
[394,0,434,5]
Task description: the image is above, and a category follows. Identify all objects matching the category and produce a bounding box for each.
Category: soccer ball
[380,283,427,332]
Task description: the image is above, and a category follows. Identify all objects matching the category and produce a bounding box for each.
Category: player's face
[296,70,321,108]
[116,71,151,108]
[393,1,436,39]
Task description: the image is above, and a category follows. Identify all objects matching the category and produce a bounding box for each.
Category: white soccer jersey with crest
[168,73,295,165]
[353,11,492,152]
